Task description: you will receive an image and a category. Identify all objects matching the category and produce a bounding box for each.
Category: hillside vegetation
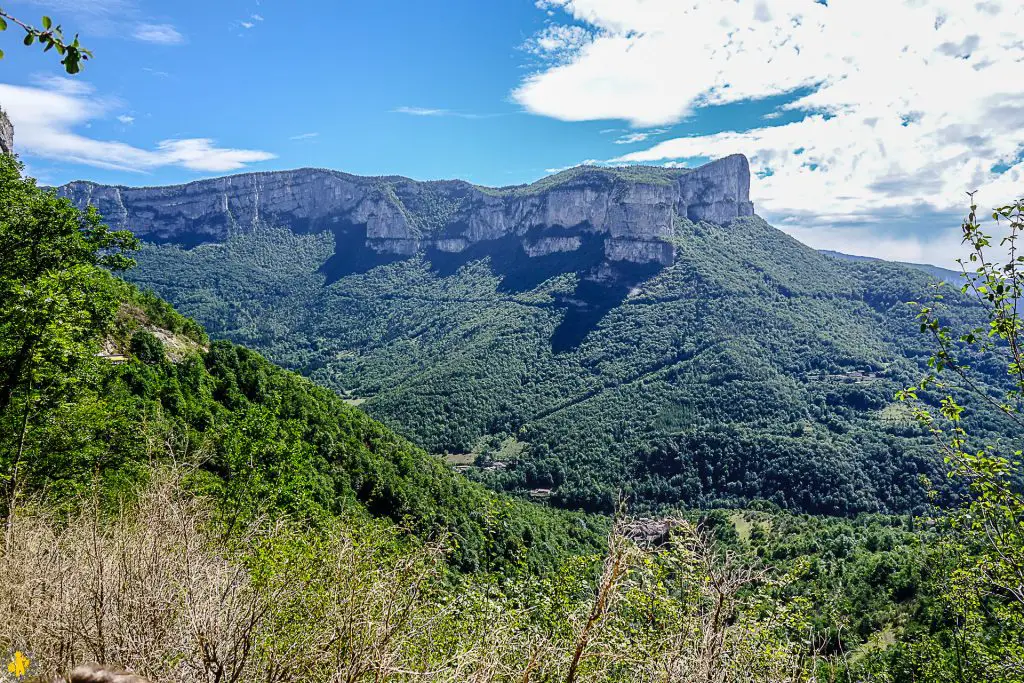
[127,212,1001,515]
[0,154,601,573]
[3,152,1023,681]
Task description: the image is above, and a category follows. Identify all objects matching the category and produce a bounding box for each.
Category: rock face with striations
[58,155,754,266]
[0,109,14,156]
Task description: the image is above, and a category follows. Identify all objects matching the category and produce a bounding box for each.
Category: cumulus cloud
[515,0,1024,264]
[116,114,134,124]
[133,23,183,44]
[0,80,275,173]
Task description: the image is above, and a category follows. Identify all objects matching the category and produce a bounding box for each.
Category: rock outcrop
[58,155,754,266]
[0,109,13,156]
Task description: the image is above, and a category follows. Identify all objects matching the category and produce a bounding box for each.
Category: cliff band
[58,155,754,266]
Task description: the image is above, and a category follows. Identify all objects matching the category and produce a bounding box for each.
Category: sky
[0,0,1022,266]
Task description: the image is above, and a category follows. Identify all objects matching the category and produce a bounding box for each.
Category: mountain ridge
[58,155,753,267]
[118,215,994,515]
[820,249,962,285]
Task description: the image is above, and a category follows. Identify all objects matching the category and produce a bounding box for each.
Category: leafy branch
[897,193,1024,675]
[0,9,91,73]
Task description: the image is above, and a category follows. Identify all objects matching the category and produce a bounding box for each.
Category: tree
[0,8,91,73]
[0,153,136,516]
[130,330,165,364]
[898,195,1024,681]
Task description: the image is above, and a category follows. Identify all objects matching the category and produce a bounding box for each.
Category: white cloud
[239,13,265,30]
[516,0,1024,265]
[35,75,93,96]
[116,114,134,124]
[17,0,134,35]
[391,106,491,119]
[0,80,275,173]
[133,23,183,45]
[393,106,449,116]
[613,129,667,144]
[784,219,968,266]
[289,132,319,140]
[153,139,274,172]
[522,24,592,62]
[544,159,601,173]
[22,1,186,47]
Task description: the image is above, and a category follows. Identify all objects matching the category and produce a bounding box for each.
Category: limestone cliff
[0,109,13,156]
[58,155,754,266]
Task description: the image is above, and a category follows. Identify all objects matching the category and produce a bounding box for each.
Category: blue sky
[1,0,1022,265]
[4,0,757,187]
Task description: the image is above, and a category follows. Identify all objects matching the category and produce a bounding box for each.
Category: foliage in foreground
[1,471,842,683]
[0,7,91,72]
[889,195,1024,681]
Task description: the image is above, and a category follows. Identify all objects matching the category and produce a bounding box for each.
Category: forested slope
[0,155,601,572]
[126,213,998,514]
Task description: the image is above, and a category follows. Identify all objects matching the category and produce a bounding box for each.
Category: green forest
[3,149,1024,681]
[126,204,1011,516]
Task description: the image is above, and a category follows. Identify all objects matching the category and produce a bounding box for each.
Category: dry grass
[0,475,273,682]
[0,472,837,683]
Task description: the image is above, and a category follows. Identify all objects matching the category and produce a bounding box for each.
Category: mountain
[58,156,995,516]
[820,249,963,286]
[0,109,12,156]
[57,155,753,262]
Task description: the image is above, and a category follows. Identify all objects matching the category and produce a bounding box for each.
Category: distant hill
[59,158,999,516]
[820,249,963,286]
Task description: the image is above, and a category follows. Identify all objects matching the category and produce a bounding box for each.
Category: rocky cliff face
[0,109,13,156]
[58,155,754,266]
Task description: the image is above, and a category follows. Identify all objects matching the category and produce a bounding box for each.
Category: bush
[130,330,165,364]
[0,470,836,683]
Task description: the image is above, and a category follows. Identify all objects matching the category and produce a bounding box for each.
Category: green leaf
[0,49,5,59]
[23,32,34,46]
[0,17,8,31]
[41,15,52,29]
